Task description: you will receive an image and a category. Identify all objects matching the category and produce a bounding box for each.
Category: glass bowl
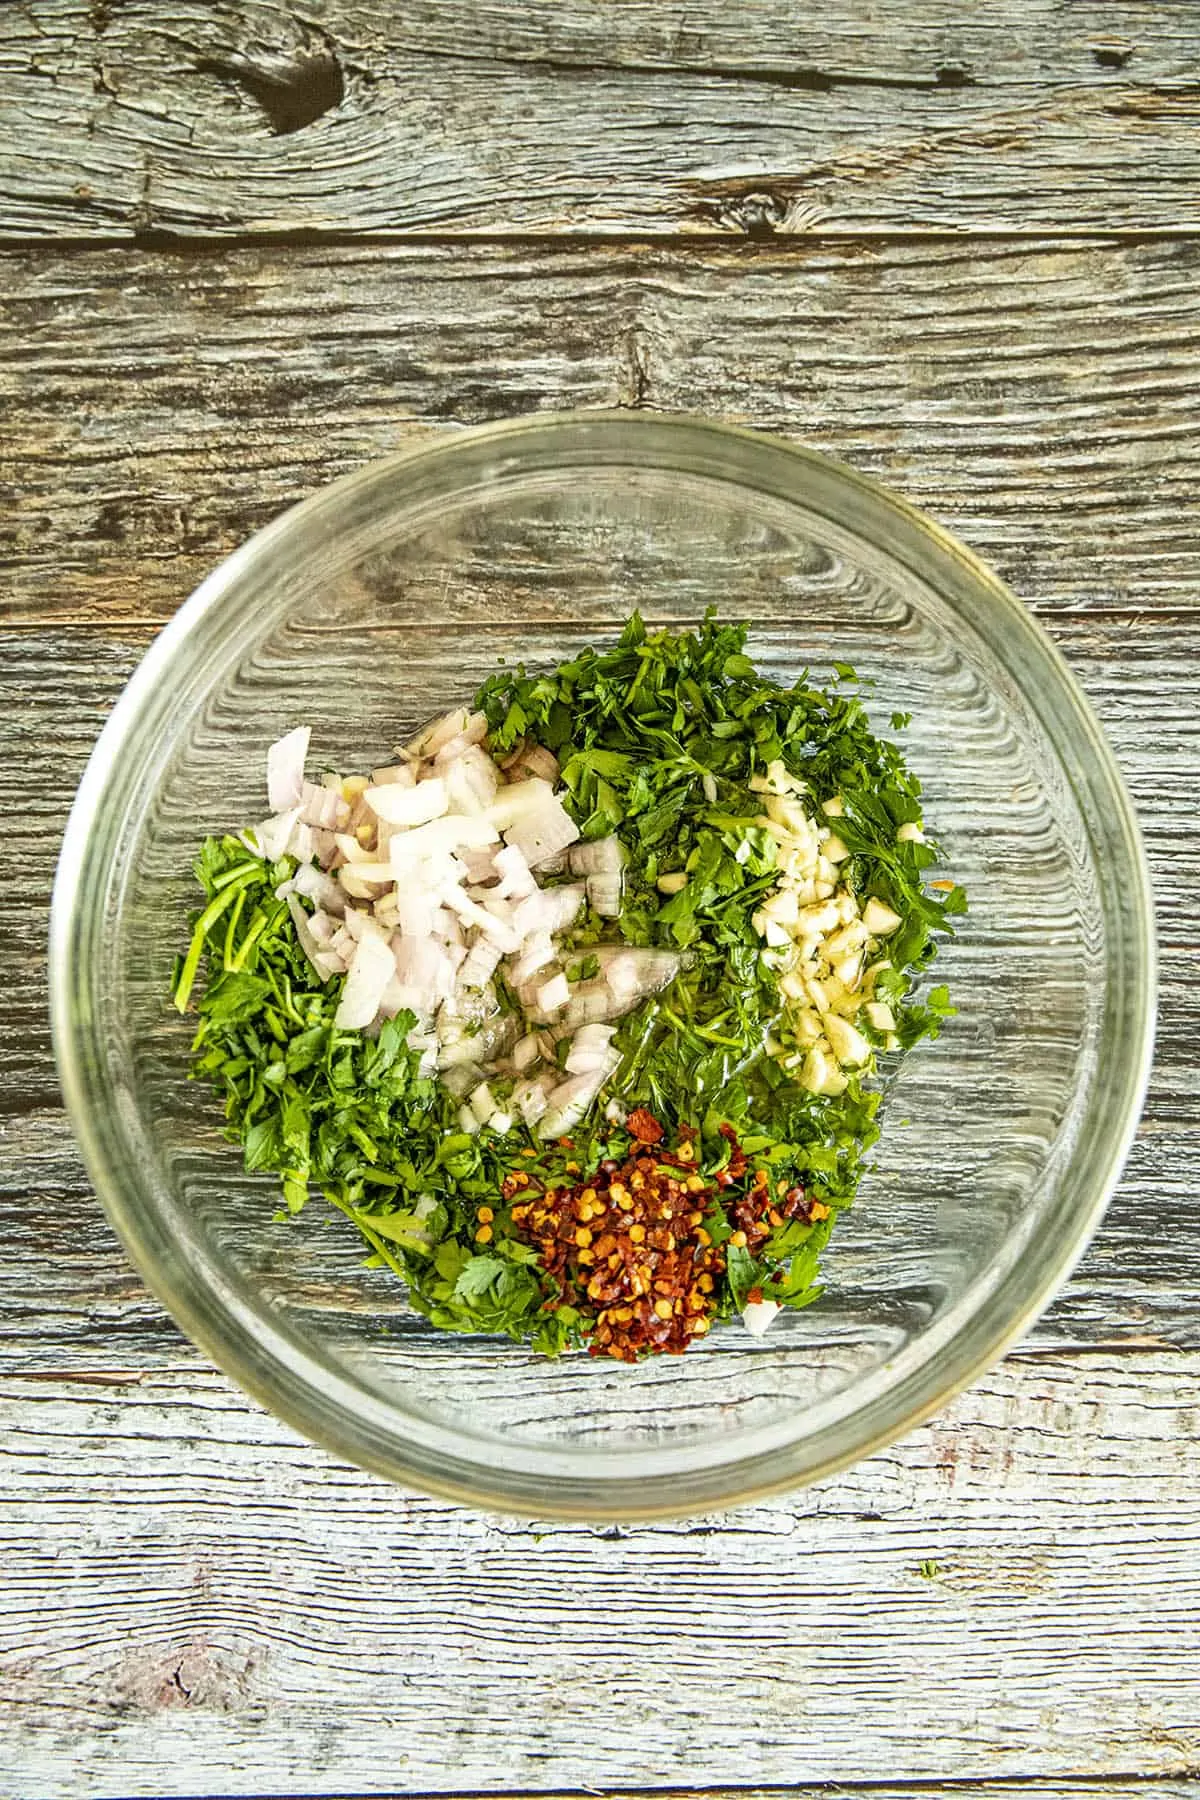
[51,412,1155,1518]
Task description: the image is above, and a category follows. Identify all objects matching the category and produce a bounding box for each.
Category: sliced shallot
[568,836,626,877]
[267,726,310,813]
[365,778,449,829]
[334,927,396,1030]
[286,893,333,983]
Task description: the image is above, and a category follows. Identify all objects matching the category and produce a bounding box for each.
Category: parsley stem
[173,868,261,1012]
[692,1022,745,1049]
[210,858,266,892]
[222,887,247,970]
[325,1188,407,1279]
[228,900,282,973]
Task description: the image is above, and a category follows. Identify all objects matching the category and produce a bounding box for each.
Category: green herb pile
[174,613,964,1354]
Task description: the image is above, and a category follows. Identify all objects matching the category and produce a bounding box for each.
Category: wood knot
[196,51,345,135]
[699,190,791,239]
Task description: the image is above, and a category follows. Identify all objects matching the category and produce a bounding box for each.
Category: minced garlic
[746,760,908,1095]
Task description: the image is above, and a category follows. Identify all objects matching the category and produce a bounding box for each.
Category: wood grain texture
[2,1353,1198,1799]
[5,238,1200,626]
[2,1,1200,240]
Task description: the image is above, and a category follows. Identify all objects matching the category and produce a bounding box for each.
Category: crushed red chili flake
[626,1107,665,1145]
[509,1114,724,1361]
[506,1114,819,1361]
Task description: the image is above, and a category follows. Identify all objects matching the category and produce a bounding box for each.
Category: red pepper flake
[510,1113,721,1361]
[626,1108,665,1145]
[505,1116,810,1361]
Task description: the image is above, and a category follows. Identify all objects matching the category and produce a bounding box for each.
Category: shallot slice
[414,707,484,757]
[459,935,504,989]
[339,865,392,901]
[311,828,338,869]
[509,932,557,986]
[492,844,537,900]
[595,945,681,1004]
[365,778,449,829]
[468,1082,497,1125]
[440,885,520,952]
[378,815,500,870]
[299,781,348,831]
[742,1299,782,1338]
[286,894,333,983]
[267,726,310,813]
[537,972,570,1015]
[290,861,346,916]
[538,1066,613,1139]
[392,936,452,1018]
[458,845,499,885]
[487,779,580,866]
[512,884,585,939]
[334,831,374,866]
[486,777,556,831]
[507,809,579,871]
[512,1078,549,1128]
[586,872,623,917]
[306,909,334,944]
[511,743,559,784]
[565,1023,619,1075]
[253,808,301,862]
[568,836,626,877]
[440,1063,483,1100]
[371,763,413,788]
[437,1013,517,1069]
[443,748,501,815]
[558,982,621,1030]
[334,928,396,1030]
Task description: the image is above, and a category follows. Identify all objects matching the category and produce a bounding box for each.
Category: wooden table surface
[3,4,1199,1797]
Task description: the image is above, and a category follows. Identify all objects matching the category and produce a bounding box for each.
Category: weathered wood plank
[4,239,1200,626]
[3,1,1200,239]
[141,0,1200,87]
[2,1352,1198,1798]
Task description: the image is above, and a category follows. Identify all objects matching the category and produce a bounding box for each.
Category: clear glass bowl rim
[50,409,1157,1519]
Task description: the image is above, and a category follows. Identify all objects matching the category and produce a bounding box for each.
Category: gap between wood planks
[228,1783,1200,1797]
[9,607,1200,636]
[5,228,1200,254]
[97,1777,1185,1798]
